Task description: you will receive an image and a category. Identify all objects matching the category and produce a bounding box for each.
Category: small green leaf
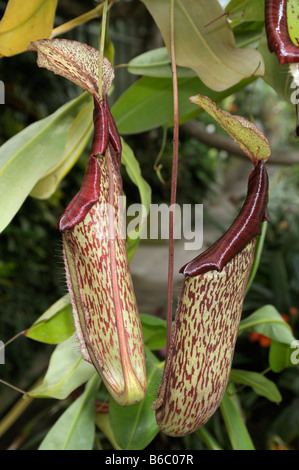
[0,92,92,233]
[29,337,95,399]
[229,369,282,403]
[226,0,265,22]
[39,373,100,450]
[25,295,75,344]
[220,390,255,450]
[109,349,163,450]
[128,47,196,78]
[269,341,298,373]
[140,313,167,351]
[239,305,296,345]
[189,94,271,165]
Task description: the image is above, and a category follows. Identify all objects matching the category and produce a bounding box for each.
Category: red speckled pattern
[153,239,256,437]
[62,151,146,405]
[154,160,269,436]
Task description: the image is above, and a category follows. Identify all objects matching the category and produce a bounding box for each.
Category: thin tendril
[154,126,168,184]
[166,0,179,356]
[0,379,28,396]
[98,0,109,101]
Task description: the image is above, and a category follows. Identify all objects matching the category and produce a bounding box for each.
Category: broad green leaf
[287,0,299,46]
[128,47,197,78]
[226,0,265,22]
[258,34,293,103]
[25,295,75,344]
[140,313,166,351]
[109,349,163,450]
[0,92,92,233]
[112,75,256,135]
[239,305,296,345]
[189,94,271,165]
[113,76,200,134]
[220,390,255,450]
[141,0,264,92]
[39,373,100,450]
[229,369,282,403]
[29,336,95,399]
[30,97,93,199]
[269,340,298,373]
[0,0,58,56]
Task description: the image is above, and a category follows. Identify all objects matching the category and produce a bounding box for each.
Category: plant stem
[2,330,27,349]
[98,0,110,101]
[51,4,105,38]
[0,379,28,396]
[166,0,179,356]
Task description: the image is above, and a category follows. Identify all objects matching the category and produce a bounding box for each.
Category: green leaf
[239,305,296,345]
[30,97,93,199]
[95,413,122,450]
[0,92,92,233]
[39,373,100,450]
[113,76,199,134]
[112,75,256,135]
[189,94,271,165]
[0,0,58,56]
[229,369,282,403]
[140,313,167,351]
[226,0,265,22]
[25,295,75,344]
[196,427,222,450]
[269,340,298,373]
[128,47,197,78]
[109,349,163,450]
[220,390,255,450]
[29,337,95,399]
[141,0,264,92]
